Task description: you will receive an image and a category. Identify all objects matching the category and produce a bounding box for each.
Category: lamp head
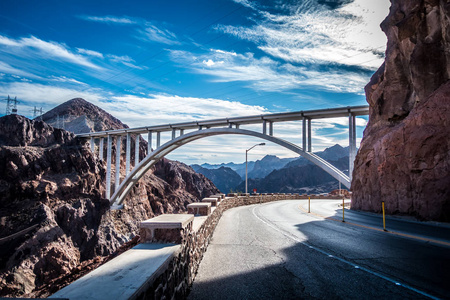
[259,143,266,146]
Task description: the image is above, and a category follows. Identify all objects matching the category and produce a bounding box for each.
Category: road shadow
[187,205,450,300]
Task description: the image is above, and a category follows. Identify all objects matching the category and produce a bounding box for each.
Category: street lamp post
[246,143,265,194]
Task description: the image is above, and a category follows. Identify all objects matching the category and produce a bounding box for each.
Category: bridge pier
[106,135,112,199]
[302,117,312,152]
[135,134,140,166]
[126,133,131,175]
[115,136,121,190]
[157,132,161,148]
[90,137,95,153]
[99,137,104,161]
[147,131,152,155]
[348,113,357,182]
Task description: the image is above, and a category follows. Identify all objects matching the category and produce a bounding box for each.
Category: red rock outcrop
[351,0,450,221]
[0,106,218,297]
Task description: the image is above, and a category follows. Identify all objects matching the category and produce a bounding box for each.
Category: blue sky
[0,0,390,164]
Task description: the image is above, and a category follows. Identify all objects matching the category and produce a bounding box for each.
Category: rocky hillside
[236,157,349,194]
[41,98,127,133]
[0,100,218,298]
[195,144,350,194]
[247,155,297,179]
[352,0,450,221]
[191,165,242,193]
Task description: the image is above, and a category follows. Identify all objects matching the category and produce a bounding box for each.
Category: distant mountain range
[192,144,350,194]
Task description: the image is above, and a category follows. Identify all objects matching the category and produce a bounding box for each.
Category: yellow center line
[298,204,450,248]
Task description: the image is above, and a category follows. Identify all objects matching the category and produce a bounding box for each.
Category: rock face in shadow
[352,0,450,221]
[0,100,218,297]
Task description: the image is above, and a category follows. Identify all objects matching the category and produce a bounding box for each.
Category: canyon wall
[351,0,450,221]
[0,114,218,297]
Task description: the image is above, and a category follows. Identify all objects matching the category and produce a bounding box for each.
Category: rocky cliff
[0,100,218,297]
[352,0,450,221]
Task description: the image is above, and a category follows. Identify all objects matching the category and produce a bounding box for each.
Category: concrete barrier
[187,202,211,216]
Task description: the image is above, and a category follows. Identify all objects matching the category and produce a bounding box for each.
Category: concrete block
[187,203,211,216]
[201,198,218,207]
[227,193,238,197]
[140,214,194,243]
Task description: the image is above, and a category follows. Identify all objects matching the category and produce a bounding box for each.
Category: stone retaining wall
[134,194,341,300]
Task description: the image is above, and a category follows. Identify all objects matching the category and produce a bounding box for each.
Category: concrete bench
[187,202,211,216]
[201,197,218,207]
[50,243,180,300]
[140,214,194,243]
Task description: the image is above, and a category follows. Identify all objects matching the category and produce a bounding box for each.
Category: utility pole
[3,95,19,115]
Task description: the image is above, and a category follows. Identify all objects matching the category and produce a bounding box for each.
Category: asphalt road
[188,200,450,300]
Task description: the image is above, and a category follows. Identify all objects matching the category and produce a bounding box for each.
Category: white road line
[251,204,440,300]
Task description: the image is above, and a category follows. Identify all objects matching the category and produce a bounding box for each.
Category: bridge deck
[77,105,368,138]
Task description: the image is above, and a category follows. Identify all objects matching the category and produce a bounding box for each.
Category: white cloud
[218,0,389,71]
[50,76,88,86]
[170,48,369,93]
[108,54,143,69]
[0,61,42,79]
[0,35,101,70]
[79,15,137,25]
[77,48,104,58]
[138,25,180,45]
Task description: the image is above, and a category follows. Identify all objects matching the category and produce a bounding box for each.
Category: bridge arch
[109,128,350,207]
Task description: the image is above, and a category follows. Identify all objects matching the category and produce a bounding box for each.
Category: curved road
[188,200,450,300]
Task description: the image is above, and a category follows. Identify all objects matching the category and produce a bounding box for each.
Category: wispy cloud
[137,25,180,45]
[0,61,42,79]
[107,54,143,69]
[170,48,369,93]
[77,48,104,59]
[78,15,137,25]
[80,14,180,45]
[218,0,389,71]
[0,35,101,70]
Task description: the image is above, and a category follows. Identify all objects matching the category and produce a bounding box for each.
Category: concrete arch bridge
[77,106,369,208]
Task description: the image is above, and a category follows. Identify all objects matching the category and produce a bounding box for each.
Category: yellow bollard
[382,201,387,231]
[342,198,345,222]
[308,196,310,213]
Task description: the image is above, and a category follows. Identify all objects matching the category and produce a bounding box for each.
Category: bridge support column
[236,124,240,129]
[106,135,112,199]
[172,128,176,140]
[302,118,306,151]
[349,113,357,182]
[157,132,161,148]
[180,129,184,136]
[126,133,131,176]
[99,138,104,161]
[90,137,95,154]
[198,125,203,130]
[263,120,267,135]
[115,136,121,190]
[135,134,140,166]
[269,121,273,136]
[307,118,312,152]
[147,131,152,155]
